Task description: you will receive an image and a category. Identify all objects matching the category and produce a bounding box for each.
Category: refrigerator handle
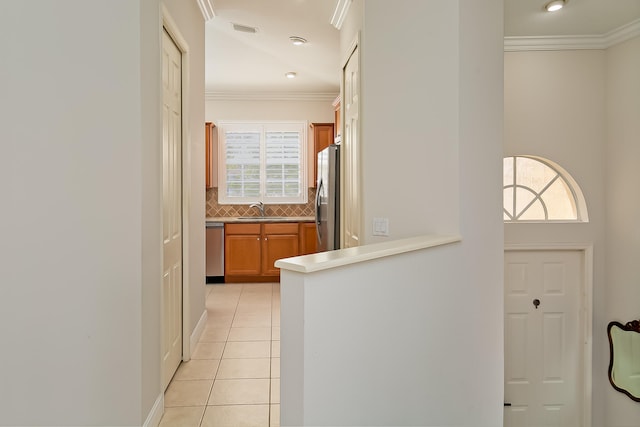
[315,180,323,243]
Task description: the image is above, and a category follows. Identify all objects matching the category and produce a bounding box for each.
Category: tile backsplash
[206,187,316,218]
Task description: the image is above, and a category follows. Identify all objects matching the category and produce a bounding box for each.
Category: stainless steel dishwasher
[206,222,224,283]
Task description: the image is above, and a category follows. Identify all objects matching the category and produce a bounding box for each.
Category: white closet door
[342,44,360,248]
[161,29,183,390]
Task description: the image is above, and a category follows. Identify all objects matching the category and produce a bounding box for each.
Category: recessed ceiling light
[545,0,565,12]
[289,36,307,46]
[285,72,297,79]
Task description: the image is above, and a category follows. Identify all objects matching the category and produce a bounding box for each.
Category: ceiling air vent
[232,23,258,34]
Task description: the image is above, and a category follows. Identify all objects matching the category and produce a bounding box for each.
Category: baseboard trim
[190,309,208,356]
[143,393,164,427]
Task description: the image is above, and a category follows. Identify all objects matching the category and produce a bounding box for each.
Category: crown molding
[196,0,215,22]
[331,0,352,30]
[504,35,605,51]
[602,18,640,47]
[205,91,340,102]
[504,18,640,51]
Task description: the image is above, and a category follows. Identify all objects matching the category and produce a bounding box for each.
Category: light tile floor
[160,283,280,427]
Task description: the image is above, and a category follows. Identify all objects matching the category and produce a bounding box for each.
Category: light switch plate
[372,217,389,236]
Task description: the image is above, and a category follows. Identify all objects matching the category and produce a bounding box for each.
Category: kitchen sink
[234,216,291,221]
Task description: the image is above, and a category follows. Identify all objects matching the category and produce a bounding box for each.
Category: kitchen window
[218,121,307,204]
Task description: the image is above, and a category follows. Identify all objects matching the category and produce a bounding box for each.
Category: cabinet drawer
[263,223,299,234]
[226,223,261,235]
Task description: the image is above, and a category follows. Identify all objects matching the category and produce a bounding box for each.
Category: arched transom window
[503,156,588,222]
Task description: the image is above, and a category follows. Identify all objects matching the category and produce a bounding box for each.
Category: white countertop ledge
[275,234,461,274]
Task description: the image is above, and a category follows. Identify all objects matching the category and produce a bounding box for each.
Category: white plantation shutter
[265,131,301,198]
[225,131,260,198]
[218,122,307,204]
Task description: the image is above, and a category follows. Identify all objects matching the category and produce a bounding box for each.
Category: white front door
[161,29,183,390]
[504,250,584,427]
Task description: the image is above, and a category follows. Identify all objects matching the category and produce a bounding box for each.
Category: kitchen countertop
[206,216,315,224]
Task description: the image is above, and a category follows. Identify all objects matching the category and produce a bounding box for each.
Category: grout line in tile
[269,283,274,425]
[198,285,245,425]
[200,377,215,426]
[206,402,271,407]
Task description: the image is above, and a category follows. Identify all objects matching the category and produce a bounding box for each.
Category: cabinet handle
[257,237,260,241]
[264,237,268,241]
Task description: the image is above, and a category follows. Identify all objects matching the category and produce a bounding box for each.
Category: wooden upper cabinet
[309,122,335,188]
[205,122,216,189]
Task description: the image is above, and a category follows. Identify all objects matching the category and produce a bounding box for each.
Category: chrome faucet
[249,201,266,217]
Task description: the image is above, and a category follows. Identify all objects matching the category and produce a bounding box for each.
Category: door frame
[162,6,193,364]
[504,243,593,427]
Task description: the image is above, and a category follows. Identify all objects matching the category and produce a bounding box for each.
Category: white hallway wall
[504,37,640,426]
[360,0,461,243]
[0,0,205,425]
[331,0,504,425]
[1,1,154,425]
[503,47,608,425]
[206,98,335,122]
[164,0,207,360]
[604,35,640,427]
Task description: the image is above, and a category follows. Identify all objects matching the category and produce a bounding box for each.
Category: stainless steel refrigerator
[315,144,340,251]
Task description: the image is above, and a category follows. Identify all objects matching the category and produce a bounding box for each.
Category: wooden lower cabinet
[299,222,317,255]
[224,223,261,276]
[225,222,304,282]
[262,223,299,276]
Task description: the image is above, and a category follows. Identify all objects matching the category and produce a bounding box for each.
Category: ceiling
[204,0,340,97]
[505,0,640,37]
[204,0,640,97]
